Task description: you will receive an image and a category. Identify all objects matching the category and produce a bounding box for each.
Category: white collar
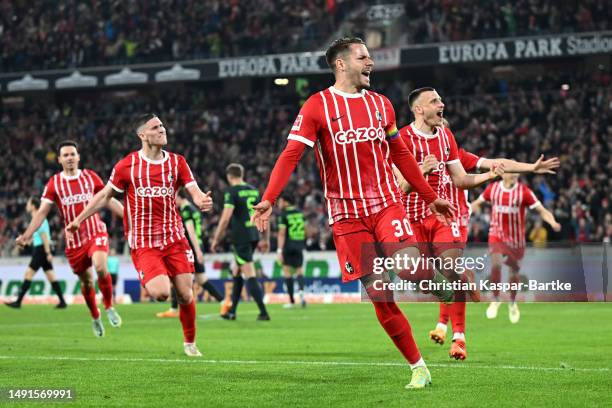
[329,86,366,98]
[60,169,82,180]
[139,149,169,164]
[500,181,519,192]
[410,123,438,139]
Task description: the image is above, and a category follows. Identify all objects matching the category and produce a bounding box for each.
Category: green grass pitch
[1,302,611,407]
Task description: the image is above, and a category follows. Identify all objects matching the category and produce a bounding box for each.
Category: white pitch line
[0,355,608,373]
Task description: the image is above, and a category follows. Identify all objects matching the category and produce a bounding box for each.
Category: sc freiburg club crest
[345,261,354,274]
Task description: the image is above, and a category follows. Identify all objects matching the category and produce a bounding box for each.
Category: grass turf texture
[1,302,611,407]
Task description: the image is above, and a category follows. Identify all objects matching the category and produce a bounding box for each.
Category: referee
[6,196,67,309]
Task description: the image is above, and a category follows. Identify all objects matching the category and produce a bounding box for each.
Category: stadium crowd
[0,0,357,72]
[404,0,610,45]
[2,0,609,72]
[0,67,610,256]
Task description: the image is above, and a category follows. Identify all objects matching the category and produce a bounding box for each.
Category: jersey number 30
[391,219,413,238]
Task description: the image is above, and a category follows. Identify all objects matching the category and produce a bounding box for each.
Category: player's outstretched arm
[210,207,233,253]
[186,184,213,212]
[480,155,560,174]
[16,201,53,247]
[67,184,117,234]
[534,205,561,232]
[107,198,125,218]
[252,140,307,232]
[448,160,504,189]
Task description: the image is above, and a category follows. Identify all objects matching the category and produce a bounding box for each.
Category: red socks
[450,301,466,333]
[98,273,114,310]
[81,286,100,319]
[372,301,422,364]
[179,300,197,343]
[439,303,450,324]
[439,293,466,334]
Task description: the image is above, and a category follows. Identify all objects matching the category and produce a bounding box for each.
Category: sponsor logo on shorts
[61,193,93,206]
[135,186,175,197]
[186,249,194,263]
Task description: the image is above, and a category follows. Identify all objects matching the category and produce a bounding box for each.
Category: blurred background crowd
[0,0,610,256]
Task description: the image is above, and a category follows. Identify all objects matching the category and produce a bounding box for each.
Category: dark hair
[28,195,41,209]
[57,140,78,155]
[325,37,366,71]
[133,113,158,134]
[280,193,294,205]
[176,188,188,199]
[226,163,244,178]
[408,87,436,109]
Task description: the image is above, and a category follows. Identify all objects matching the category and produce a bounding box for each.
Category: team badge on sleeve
[292,115,303,132]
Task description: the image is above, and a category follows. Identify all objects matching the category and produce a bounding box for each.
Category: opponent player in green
[276,194,307,308]
[211,163,270,321]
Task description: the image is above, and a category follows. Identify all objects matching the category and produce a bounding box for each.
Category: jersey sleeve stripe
[288,134,314,147]
[108,181,124,193]
[476,157,486,170]
[447,159,460,164]
[184,181,197,189]
[41,197,54,204]
[529,201,542,209]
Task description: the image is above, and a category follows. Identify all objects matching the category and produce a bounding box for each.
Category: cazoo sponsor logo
[334,127,385,145]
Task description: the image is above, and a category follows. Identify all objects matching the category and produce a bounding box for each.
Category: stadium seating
[0,0,357,71]
[402,0,610,45]
[2,1,609,72]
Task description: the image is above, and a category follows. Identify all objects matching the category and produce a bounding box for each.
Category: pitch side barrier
[1,31,610,92]
[0,243,609,304]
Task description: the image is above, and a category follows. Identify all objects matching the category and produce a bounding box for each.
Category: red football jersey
[41,169,107,250]
[108,150,197,249]
[287,86,401,224]
[480,181,541,248]
[399,124,459,223]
